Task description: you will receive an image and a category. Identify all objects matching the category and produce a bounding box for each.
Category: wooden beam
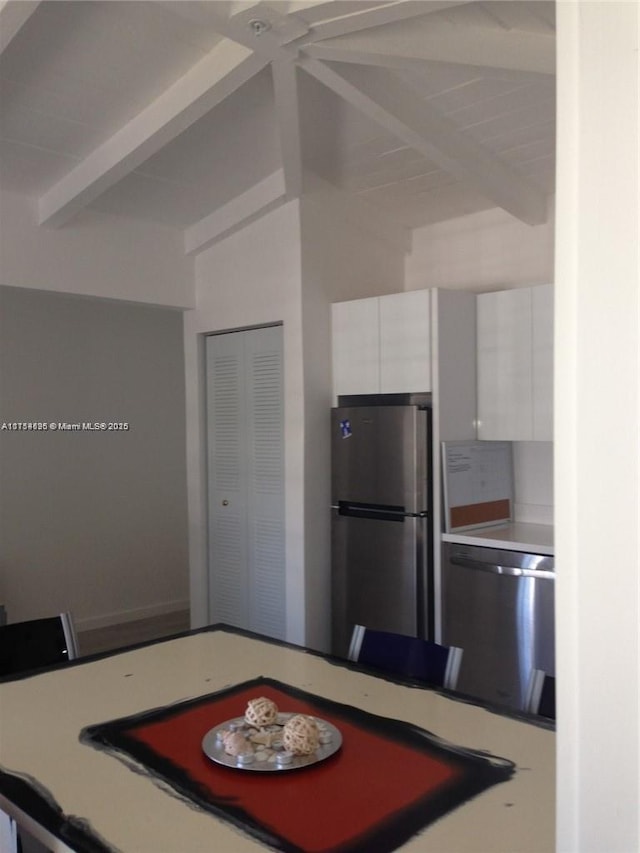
[276,1,345,15]
[303,41,554,78]
[164,3,305,199]
[38,41,268,227]
[304,1,467,42]
[184,169,286,254]
[0,0,40,54]
[160,0,304,62]
[303,16,555,75]
[299,58,548,224]
[271,59,303,199]
[482,1,555,35]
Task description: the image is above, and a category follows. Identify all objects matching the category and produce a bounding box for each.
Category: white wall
[555,3,639,850]
[184,184,407,651]
[513,442,554,526]
[0,285,190,630]
[406,204,555,294]
[0,190,195,309]
[184,201,307,643]
[299,181,407,651]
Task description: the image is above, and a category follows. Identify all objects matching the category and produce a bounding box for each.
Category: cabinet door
[379,290,431,393]
[331,297,380,397]
[477,288,533,440]
[532,284,554,440]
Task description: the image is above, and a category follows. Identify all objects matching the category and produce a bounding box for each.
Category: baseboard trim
[75,600,190,632]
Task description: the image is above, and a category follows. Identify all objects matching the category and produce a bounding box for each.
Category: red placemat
[82,677,514,853]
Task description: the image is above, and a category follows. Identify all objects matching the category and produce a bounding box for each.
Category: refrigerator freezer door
[331,406,428,513]
[331,510,427,658]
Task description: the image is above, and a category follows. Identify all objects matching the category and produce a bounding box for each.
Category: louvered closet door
[205,326,285,640]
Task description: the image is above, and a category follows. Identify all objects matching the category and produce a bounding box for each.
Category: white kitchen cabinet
[379,290,431,393]
[477,284,553,441]
[332,290,431,397]
[331,297,380,397]
[531,284,554,440]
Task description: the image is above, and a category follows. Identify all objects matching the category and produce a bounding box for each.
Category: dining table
[0,624,555,853]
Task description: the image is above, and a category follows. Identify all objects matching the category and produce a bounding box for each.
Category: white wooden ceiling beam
[304,1,468,42]
[303,41,554,78]
[271,59,303,199]
[38,41,268,227]
[160,0,305,62]
[0,0,40,54]
[271,1,345,15]
[289,2,386,26]
[184,168,286,254]
[481,1,555,35]
[302,17,555,75]
[299,58,548,224]
[225,0,332,17]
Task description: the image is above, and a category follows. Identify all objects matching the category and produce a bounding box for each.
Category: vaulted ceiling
[0,0,556,251]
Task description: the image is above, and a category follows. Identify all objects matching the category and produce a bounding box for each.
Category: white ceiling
[0,0,556,242]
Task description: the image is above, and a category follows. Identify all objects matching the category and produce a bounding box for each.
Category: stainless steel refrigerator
[331,398,433,659]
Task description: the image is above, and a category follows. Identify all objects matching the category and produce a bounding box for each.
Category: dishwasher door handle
[449,555,555,580]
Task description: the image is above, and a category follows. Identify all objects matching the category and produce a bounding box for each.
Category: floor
[77,609,191,656]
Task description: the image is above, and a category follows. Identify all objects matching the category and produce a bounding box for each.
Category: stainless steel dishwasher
[441,542,555,712]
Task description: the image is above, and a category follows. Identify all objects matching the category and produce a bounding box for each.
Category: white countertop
[442,522,554,555]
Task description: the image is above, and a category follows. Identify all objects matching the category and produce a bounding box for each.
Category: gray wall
[0,285,189,629]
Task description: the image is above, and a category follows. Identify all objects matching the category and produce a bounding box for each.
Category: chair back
[348,625,463,690]
[0,612,78,677]
[526,669,556,720]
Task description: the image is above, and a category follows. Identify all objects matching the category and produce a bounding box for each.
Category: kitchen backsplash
[512,441,554,525]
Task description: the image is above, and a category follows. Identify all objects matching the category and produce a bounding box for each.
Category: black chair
[348,625,463,690]
[0,612,79,852]
[0,612,78,678]
[526,669,556,720]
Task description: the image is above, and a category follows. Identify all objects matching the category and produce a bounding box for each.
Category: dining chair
[525,669,556,720]
[0,612,79,853]
[347,625,463,690]
[0,612,78,678]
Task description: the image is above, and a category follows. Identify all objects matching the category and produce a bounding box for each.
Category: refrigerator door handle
[336,501,407,522]
[449,555,555,580]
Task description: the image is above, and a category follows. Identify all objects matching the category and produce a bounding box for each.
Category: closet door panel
[205,333,249,628]
[205,327,285,640]
[246,326,285,640]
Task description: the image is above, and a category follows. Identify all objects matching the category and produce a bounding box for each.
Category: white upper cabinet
[477,284,553,441]
[332,290,431,397]
[531,284,554,440]
[379,290,431,394]
[477,288,533,439]
[331,296,380,397]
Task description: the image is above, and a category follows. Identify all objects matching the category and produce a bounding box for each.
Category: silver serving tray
[202,712,342,772]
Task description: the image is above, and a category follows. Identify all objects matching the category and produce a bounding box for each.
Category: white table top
[442,522,554,555]
[0,626,555,853]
